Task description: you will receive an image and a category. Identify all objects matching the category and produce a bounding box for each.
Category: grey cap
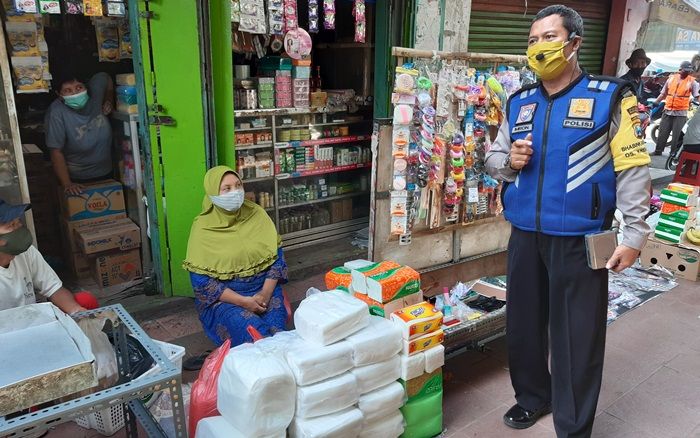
[681,61,693,72]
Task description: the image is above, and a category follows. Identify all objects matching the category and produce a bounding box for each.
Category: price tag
[468,187,479,203]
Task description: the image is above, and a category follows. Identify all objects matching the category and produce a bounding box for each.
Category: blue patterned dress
[189,248,289,347]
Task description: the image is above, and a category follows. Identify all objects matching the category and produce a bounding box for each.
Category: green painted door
[131,0,210,296]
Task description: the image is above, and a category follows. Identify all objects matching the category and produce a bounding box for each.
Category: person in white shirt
[0,200,85,314]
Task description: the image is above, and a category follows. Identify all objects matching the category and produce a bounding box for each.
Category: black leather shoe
[653,151,663,156]
[503,404,552,430]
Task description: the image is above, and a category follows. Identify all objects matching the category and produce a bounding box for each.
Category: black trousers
[655,113,686,154]
[506,227,608,438]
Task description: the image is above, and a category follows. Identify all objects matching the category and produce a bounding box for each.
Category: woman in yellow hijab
[183,166,287,346]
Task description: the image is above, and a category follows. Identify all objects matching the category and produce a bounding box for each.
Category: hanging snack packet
[83,0,103,16]
[106,1,126,17]
[15,0,38,13]
[12,56,49,93]
[283,0,298,32]
[267,0,283,35]
[117,18,131,58]
[308,0,319,33]
[39,0,61,13]
[323,0,335,30]
[95,18,120,62]
[353,0,365,43]
[6,22,40,57]
[64,0,83,14]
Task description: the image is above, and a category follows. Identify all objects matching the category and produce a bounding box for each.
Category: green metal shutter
[468,1,611,74]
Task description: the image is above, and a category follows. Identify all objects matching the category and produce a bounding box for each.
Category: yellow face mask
[527,40,575,81]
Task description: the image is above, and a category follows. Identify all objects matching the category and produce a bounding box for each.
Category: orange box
[354,291,424,319]
[350,261,402,294]
[366,265,421,304]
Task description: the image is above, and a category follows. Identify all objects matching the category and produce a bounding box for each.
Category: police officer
[652,61,699,156]
[485,5,651,437]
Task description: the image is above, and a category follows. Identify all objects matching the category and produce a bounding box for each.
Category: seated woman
[183,166,288,347]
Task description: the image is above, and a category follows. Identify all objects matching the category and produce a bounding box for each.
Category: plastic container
[74,340,186,436]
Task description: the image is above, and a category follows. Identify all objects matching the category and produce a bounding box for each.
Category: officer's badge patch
[633,123,644,139]
[568,98,595,119]
[516,103,537,124]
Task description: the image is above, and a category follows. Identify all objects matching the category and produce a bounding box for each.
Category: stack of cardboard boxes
[22,144,61,258]
[59,180,142,287]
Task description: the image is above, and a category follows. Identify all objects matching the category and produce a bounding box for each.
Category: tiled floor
[43,278,700,438]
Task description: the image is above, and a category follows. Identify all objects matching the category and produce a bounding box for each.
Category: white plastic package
[294,290,369,345]
[286,339,354,385]
[400,352,425,381]
[194,416,286,438]
[351,354,401,394]
[424,344,445,373]
[345,315,403,366]
[359,410,405,438]
[217,344,296,436]
[296,372,360,418]
[289,407,364,438]
[358,382,406,423]
[256,330,302,355]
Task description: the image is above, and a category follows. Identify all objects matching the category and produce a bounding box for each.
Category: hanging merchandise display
[239,0,267,34]
[231,0,241,23]
[83,0,103,16]
[117,18,131,58]
[353,0,365,43]
[267,0,283,35]
[6,16,50,93]
[64,0,83,14]
[15,0,37,13]
[323,0,335,30]
[387,47,529,244]
[94,17,119,62]
[283,27,312,60]
[308,0,319,33]
[38,0,61,14]
[105,0,126,17]
[283,0,298,32]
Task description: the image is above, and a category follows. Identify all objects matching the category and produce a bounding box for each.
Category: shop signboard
[675,27,700,50]
[650,0,700,32]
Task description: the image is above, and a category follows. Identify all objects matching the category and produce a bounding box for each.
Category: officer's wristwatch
[503,153,514,171]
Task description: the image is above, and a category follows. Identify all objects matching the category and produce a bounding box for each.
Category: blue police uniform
[486,74,651,438]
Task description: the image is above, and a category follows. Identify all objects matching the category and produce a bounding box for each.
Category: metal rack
[0,304,187,438]
[234,109,372,249]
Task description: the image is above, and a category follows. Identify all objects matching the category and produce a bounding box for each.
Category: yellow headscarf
[182,166,280,280]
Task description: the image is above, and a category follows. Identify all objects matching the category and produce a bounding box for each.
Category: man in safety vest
[485,5,651,437]
[652,61,699,155]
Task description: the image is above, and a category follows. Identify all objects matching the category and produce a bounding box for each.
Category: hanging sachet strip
[323,0,335,30]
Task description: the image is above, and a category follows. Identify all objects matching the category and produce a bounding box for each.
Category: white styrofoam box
[296,372,360,419]
[359,410,405,438]
[350,354,401,394]
[424,344,445,373]
[358,382,406,423]
[217,344,295,436]
[345,315,403,366]
[194,416,286,438]
[74,339,185,435]
[400,352,425,381]
[294,290,369,345]
[289,407,364,438]
[285,339,353,386]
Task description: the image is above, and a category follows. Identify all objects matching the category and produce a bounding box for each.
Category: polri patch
[563,119,595,129]
[568,98,595,119]
[516,103,537,125]
[512,124,533,134]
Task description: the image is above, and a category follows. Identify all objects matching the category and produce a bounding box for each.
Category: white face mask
[209,189,245,212]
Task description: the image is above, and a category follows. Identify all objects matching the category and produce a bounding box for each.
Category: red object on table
[73,291,99,310]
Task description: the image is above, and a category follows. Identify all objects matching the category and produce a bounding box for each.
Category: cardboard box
[640,238,700,281]
[60,214,128,253]
[660,188,697,207]
[654,224,683,244]
[93,249,142,288]
[76,219,141,255]
[59,180,125,221]
[353,291,424,319]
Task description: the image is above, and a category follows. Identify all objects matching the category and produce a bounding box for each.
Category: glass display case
[234,109,372,249]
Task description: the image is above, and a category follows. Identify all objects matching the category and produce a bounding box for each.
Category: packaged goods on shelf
[424,344,445,373]
[216,344,295,437]
[295,372,360,419]
[357,381,406,423]
[325,266,354,292]
[285,339,353,385]
[358,410,404,438]
[294,290,369,345]
[400,369,443,438]
[116,73,136,86]
[344,315,403,366]
[391,301,443,340]
[350,260,402,294]
[288,406,363,438]
[400,352,425,381]
[660,188,697,207]
[350,354,401,394]
[363,265,421,303]
[353,290,424,319]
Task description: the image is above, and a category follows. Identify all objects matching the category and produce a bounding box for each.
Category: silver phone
[585,230,618,270]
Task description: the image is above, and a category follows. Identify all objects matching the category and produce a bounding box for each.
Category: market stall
[369,46,529,289]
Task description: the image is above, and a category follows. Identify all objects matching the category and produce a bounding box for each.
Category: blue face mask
[63,90,89,110]
[209,189,245,212]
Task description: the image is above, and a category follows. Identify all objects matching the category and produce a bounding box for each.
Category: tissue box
[391,302,443,340]
[658,213,694,232]
[661,202,696,217]
[400,369,443,437]
[353,291,423,318]
[359,410,405,438]
[289,407,363,438]
[345,315,403,366]
[400,352,425,381]
[357,382,405,423]
[365,266,421,304]
[350,261,402,294]
[325,266,354,292]
[295,372,360,419]
[294,290,369,345]
[654,224,683,244]
[660,188,697,207]
[402,329,444,356]
[350,355,401,394]
[401,368,443,400]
